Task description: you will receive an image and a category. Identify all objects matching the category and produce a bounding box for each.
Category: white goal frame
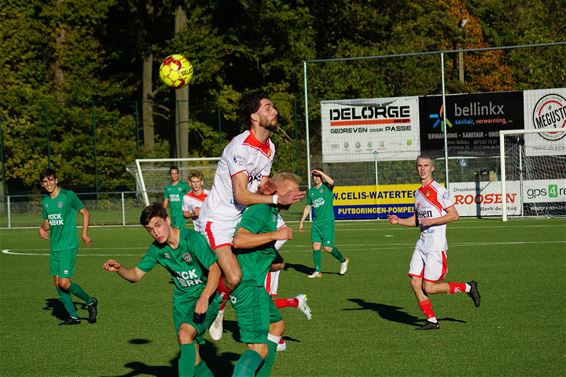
[133,157,220,206]
[499,128,566,221]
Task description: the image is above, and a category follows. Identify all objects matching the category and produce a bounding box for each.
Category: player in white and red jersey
[388,155,481,330]
[182,171,209,232]
[197,92,305,340]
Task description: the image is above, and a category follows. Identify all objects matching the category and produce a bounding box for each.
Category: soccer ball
[159,54,193,89]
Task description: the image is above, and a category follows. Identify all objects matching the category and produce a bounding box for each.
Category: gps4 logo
[526,184,562,200]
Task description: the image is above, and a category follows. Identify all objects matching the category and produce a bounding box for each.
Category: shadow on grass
[43,298,92,322]
[345,298,466,328]
[285,262,341,276]
[101,339,240,377]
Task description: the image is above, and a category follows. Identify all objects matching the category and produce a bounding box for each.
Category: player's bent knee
[58,279,71,290]
[177,323,197,344]
[323,246,332,253]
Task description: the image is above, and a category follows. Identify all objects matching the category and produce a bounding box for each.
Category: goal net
[127,157,220,206]
[500,128,566,221]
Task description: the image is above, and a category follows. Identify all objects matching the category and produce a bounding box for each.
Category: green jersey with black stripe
[41,188,84,251]
[137,229,217,298]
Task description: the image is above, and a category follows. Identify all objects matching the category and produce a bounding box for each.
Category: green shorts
[170,213,186,229]
[173,292,221,343]
[231,284,282,344]
[311,221,335,247]
[49,249,77,278]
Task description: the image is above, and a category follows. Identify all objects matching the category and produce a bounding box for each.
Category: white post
[7,196,11,228]
[499,131,508,222]
[440,53,450,190]
[135,159,150,206]
[121,192,126,226]
[374,151,379,221]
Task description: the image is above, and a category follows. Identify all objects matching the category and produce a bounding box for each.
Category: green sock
[256,340,278,377]
[313,249,322,271]
[56,287,78,318]
[233,350,263,377]
[178,343,196,377]
[194,360,214,377]
[68,282,92,304]
[330,247,346,263]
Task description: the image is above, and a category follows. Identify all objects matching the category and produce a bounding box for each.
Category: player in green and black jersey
[38,168,98,325]
[103,203,221,377]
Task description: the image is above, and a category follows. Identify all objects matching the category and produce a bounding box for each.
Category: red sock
[217,278,231,304]
[418,299,436,319]
[448,282,466,294]
[220,299,227,311]
[273,297,298,309]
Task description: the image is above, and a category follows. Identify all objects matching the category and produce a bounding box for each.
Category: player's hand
[275,226,293,241]
[387,214,399,224]
[258,179,277,195]
[38,228,49,240]
[193,207,200,217]
[299,221,304,232]
[103,259,121,272]
[278,190,306,205]
[82,233,93,246]
[194,295,209,317]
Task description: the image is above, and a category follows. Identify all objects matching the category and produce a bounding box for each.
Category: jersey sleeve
[41,198,48,220]
[68,190,85,211]
[163,186,169,199]
[306,189,313,206]
[136,246,158,272]
[187,231,218,269]
[182,195,191,211]
[225,142,249,177]
[438,185,454,209]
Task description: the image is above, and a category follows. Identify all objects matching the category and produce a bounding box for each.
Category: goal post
[128,157,220,206]
[499,128,566,221]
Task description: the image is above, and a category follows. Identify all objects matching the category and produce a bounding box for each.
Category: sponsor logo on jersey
[176,269,203,287]
[47,213,64,226]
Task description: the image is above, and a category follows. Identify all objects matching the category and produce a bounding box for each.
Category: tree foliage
[0,0,563,194]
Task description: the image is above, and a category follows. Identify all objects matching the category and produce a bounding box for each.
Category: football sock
[330,247,346,263]
[418,299,436,321]
[194,360,214,377]
[217,278,231,301]
[256,335,279,377]
[313,249,321,271]
[219,301,227,311]
[56,287,78,318]
[68,282,92,304]
[178,343,196,377]
[273,297,298,309]
[233,350,263,377]
[448,282,467,294]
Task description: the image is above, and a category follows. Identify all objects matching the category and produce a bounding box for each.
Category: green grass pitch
[0,217,565,376]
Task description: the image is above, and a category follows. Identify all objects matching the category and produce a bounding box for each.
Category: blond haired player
[388,155,481,330]
[182,171,209,232]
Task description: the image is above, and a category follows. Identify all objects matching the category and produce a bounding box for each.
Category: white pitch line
[2,249,145,257]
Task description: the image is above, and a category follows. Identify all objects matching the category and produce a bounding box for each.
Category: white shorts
[408,247,448,282]
[264,270,280,296]
[199,219,236,251]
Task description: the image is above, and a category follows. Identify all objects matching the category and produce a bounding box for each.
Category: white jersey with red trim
[414,180,454,251]
[182,190,209,213]
[198,130,275,225]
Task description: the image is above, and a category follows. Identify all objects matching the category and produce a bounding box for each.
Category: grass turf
[0,217,564,376]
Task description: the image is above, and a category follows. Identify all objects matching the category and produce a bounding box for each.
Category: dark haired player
[103,203,221,376]
[38,168,98,325]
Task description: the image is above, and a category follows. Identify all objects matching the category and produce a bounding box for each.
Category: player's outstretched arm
[79,207,92,246]
[103,259,146,283]
[233,227,292,250]
[388,214,417,227]
[195,262,221,315]
[232,173,305,206]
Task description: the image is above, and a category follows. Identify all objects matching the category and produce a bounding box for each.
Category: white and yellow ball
[159,54,193,89]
